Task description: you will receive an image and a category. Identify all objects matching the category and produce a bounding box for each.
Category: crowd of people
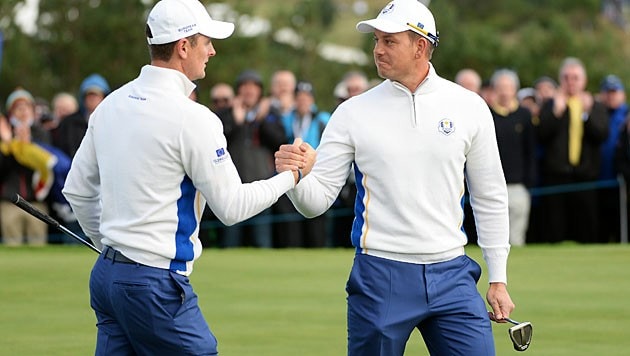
[0,59,628,248]
[0,65,370,248]
[1,0,616,353]
[456,59,630,246]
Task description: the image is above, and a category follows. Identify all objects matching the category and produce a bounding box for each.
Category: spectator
[269,69,297,116]
[217,69,286,248]
[34,97,54,130]
[50,75,109,244]
[534,76,559,103]
[274,81,331,247]
[48,92,82,244]
[615,105,630,234]
[209,82,234,112]
[334,70,370,106]
[480,79,495,106]
[598,74,628,242]
[532,76,558,123]
[517,87,537,116]
[343,71,370,99]
[455,68,482,93]
[51,92,78,125]
[536,57,608,243]
[0,88,54,246]
[527,76,559,242]
[200,82,236,246]
[53,73,110,158]
[331,70,370,247]
[455,68,484,245]
[490,69,537,246]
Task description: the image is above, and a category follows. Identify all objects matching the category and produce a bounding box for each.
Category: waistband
[362,246,465,265]
[103,246,137,264]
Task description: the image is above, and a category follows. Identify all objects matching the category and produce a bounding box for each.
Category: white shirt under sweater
[287,64,511,283]
[63,65,294,276]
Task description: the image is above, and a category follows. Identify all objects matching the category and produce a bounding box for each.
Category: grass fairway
[1,244,629,355]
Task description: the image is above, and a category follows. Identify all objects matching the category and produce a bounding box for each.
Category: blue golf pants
[90,250,217,355]
[346,254,495,356]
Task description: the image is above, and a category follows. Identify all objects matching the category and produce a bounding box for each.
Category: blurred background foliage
[0,0,629,111]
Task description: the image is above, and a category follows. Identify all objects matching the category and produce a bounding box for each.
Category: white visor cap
[147,0,235,45]
[356,0,439,46]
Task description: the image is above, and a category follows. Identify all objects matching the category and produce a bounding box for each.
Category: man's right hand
[275,138,316,184]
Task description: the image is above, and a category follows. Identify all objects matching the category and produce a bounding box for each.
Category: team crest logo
[438,119,455,135]
[381,2,395,14]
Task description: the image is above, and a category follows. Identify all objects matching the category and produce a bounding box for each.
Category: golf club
[12,193,101,254]
[504,318,533,352]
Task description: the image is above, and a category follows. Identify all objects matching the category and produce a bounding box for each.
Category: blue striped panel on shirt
[459,192,467,235]
[351,162,366,251]
[170,175,196,272]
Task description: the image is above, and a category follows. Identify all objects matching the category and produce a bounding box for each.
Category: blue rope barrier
[200,179,623,230]
[200,208,354,229]
[529,179,619,196]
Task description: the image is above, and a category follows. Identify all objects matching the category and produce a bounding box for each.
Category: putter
[504,318,533,352]
[12,194,101,254]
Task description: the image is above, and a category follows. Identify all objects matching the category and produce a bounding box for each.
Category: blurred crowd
[2,56,629,248]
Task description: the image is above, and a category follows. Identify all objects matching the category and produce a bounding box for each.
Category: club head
[508,321,533,352]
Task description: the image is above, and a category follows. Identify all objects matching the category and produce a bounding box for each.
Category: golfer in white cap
[276,0,515,354]
[63,0,313,354]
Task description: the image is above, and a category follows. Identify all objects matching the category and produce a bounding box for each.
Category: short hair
[455,68,482,91]
[490,69,521,91]
[146,25,200,61]
[533,76,558,89]
[408,31,434,59]
[559,57,585,79]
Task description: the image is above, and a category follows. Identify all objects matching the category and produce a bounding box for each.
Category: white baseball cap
[356,0,439,47]
[147,0,235,45]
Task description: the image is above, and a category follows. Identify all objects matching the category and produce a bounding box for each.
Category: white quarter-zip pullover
[63,65,294,276]
[288,64,510,283]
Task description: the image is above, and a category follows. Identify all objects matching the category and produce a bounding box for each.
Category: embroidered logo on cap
[381,2,395,14]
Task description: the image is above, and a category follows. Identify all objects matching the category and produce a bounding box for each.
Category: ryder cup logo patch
[438,119,455,135]
[212,147,229,165]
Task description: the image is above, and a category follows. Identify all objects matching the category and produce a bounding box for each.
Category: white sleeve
[62,123,104,250]
[181,113,294,226]
[464,101,510,283]
[287,107,355,218]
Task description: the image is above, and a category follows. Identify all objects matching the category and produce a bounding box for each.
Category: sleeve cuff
[481,246,510,284]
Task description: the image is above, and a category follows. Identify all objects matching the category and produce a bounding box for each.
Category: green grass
[1,244,629,355]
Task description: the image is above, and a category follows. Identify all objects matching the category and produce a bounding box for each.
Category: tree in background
[1,0,630,112]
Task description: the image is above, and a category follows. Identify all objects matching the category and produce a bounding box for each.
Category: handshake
[274,138,317,185]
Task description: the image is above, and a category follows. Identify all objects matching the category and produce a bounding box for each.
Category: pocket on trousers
[114,281,150,295]
[167,272,191,318]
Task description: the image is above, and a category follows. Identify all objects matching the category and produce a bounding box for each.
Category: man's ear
[416,37,427,59]
[175,38,189,59]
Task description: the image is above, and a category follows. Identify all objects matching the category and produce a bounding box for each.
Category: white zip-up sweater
[288,64,510,283]
[63,65,294,276]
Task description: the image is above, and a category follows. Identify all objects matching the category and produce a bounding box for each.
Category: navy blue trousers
[90,249,217,355]
[346,254,495,356]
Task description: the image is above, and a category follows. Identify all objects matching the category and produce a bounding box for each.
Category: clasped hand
[275,138,316,184]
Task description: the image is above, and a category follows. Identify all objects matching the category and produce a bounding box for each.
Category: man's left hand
[486,282,515,322]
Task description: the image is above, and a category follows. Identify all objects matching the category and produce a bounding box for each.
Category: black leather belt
[103,247,136,264]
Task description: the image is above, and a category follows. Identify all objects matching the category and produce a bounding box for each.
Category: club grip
[13,194,60,228]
